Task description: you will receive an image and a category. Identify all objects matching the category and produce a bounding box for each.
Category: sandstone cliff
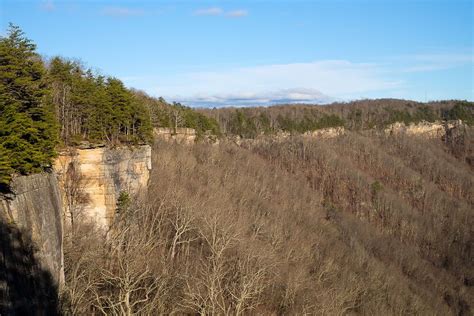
[54,145,152,228]
[0,173,64,314]
[0,173,64,286]
[303,127,346,138]
[384,120,464,138]
[154,127,197,144]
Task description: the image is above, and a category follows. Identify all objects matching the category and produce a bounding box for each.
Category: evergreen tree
[46,58,153,145]
[105,77,131,142]
[0,24,57,184]
[0,144,13,186]
[130,96,153,143]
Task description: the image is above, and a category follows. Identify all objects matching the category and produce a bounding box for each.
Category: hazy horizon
[2,0,472,107]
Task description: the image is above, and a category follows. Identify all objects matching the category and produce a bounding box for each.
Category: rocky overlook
[54,145,152,228]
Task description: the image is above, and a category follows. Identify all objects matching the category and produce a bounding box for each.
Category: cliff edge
[54,145,152,228]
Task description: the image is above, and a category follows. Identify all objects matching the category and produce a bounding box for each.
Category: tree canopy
[46,57,152,145]
[199,99,474,137]
[131,91,220,138]
[0,24,57,185]
[0,24,223,186]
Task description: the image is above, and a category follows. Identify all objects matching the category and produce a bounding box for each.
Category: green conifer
[0,24,58,183]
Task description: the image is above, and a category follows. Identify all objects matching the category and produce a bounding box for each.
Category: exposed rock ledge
[54,145,151,228]
[384,120,464,138]
[303,127,346,138]
[154,127,197,144]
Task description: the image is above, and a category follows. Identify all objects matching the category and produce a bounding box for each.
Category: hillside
[198,99,473,136]
[1,25,474,315]
[62,129,474,314]
[198,100,474,167]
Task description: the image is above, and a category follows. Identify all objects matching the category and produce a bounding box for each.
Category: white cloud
[175,88,332,107]
[193,7,223,16]
[184,60,397,95]
[193,7,248,18]
[102,6,144,17]
[120,52,473,107]
[127,60,400,106]
[226,10,248,18]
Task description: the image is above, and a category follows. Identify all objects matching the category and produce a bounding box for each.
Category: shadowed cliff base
[0,184,12,195]
[0,218,60,315]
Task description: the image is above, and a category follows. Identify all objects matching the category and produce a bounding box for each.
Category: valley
[0,21,473,315]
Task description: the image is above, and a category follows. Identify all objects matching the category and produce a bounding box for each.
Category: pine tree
[0,24,58,183]
[0,144,13,186]
[105,77,131,142]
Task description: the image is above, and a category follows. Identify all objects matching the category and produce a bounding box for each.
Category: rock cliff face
[0,146,151,312]
[303,127,345,138]
[0,173,64,287]
[154,127,196,144]
[384,120,463,138]
[54,145,152,228]
[0,173,64,302]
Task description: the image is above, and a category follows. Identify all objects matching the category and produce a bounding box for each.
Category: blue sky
[1,0,473,107]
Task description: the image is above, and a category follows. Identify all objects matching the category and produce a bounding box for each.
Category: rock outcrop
[0,173,64,313]
[0,173,64,287]
[0,145,152,312]
[303,127,345,139]
[54,145,151,228]
[272,127,345,140]
[384,120,463,138]
[154,127,196,144]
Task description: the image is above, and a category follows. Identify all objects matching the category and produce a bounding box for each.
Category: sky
[1,0,473,107]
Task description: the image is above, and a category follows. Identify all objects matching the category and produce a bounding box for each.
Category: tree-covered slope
[198,99,473,137]
[63,134,474,315]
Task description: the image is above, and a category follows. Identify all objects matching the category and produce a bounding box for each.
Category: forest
[0,24,218,186]
[1,25,474,315]
[63,132,473,315]
[198,99,473,138]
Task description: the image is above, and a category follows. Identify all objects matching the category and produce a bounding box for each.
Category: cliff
[0,173,63,314]
[154,127,197,144]
[54,145,152,228]
[0,145,151,313]
[384,120,464,138]
[303,127,346,138]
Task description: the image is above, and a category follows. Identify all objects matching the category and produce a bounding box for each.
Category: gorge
[1,23,472,315]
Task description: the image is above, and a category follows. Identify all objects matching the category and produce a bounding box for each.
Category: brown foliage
[63,135,473,315]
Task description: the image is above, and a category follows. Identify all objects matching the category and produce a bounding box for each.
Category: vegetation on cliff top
[132,91,220,138]
[0,25,218,185]
[0,24,154,185]
[199,99,473,137]
[0,24,57,185]
[47,57,153,146]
